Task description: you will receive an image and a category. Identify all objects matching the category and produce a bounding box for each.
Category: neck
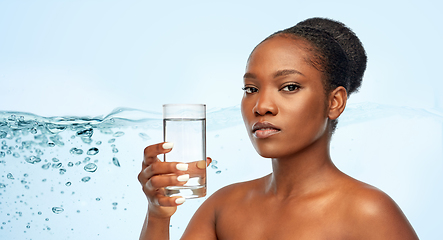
[266,131,339,199]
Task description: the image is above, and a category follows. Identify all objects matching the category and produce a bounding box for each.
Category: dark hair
[264,17,367,131]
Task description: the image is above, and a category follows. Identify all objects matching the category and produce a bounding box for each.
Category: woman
[138,17,419,239]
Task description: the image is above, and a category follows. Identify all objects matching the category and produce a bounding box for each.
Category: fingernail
[176,163,188,171]
[162,142,174,149]
[177,174,189,182]
[175,198,186,204]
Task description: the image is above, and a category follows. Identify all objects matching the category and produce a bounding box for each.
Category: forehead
[246,36,319,78]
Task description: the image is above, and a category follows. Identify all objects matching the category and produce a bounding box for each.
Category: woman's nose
[252,91,278,116]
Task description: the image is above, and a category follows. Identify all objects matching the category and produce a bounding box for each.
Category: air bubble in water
[0,183,6,188]
[113,131,124,137]
[84,163,97,173]
[81,176,91,182]
[59,169,66,175]
[41,163,50,170]
[76,128,93,138]
[68,162,74,167]
[52,163,62,169]
[0,152,5,158]
[108,139,115,143]
[51,207,64,214]
[7,173,14,179]
[65,182,71,186]
[216,170,221,174]
[112,147,118,153]
[87,147,99,155]
[0,131,7,139]
[112,157,120,167]
[69,148,83,155]
[52,157,59,162]
[83,157,91,163]
[13,152,20,158]
[26,156,41,164]
[138,133,151,140]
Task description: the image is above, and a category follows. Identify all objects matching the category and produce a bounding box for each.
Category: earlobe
[328,86,347,120]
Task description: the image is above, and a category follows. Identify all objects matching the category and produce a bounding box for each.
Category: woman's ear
[328,86,347,120]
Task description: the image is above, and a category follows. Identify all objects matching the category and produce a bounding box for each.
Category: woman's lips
[252,122,281,138]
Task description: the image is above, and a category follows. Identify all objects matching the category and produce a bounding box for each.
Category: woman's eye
[281,84,299,92]
[242,86,258,94]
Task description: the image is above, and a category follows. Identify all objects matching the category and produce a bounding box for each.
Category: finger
[138,161,189,184]
[145,173,190,190]
[143,142,174,166]
[156,195,186,207]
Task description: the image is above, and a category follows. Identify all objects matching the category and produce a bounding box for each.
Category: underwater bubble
[83,157,91,163]
[51,207,64,214]
[59,169,66,175]
[113,131,124,137]
[7,173,14,179]
[52,157,59,162]
[24,173,28,177]
[49,135,64,146]
[81,137,93,144]
[47,142,55,147]
[0,131,7,139]
[216,170,221,174]
[112,147,118,153]
[84,163,97,173]
[68,162,74,167]
[25,185,30,189]
[52,163,62,169]
[1,145,7,150]
[45,218,49,221]
[26,156,41,164]
[8,114,16,121]
[138,132,151,140]
[76,128,93,138]
[108,138,115,143]
[26,223,30,229]
[69,147,83,155]
[15,137,21,143]
[45,124,67,134]
[112,157,120,167]
[34,134,46,141]
[65,182,71,187]
[100,128,113,134]
[96,197,101,201]
[211,165,218,169]
[41,163,50,170]
[12,152,20,158]
[21,180,27,184]
[0,183,6,188]
[30,127,37,134]
[6,149,11,154]
[81,176,91,182]
[0,152,5,158]
[87,147,99,155]
[38,211,42,215]
[1,140,5,145]
[75,161,81,166]
[212,160,218,164]
[96,141,102,145]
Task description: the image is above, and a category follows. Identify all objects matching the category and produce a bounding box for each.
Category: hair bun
[296,18,367,94]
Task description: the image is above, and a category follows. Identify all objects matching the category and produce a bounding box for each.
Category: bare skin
[139,36,419,240]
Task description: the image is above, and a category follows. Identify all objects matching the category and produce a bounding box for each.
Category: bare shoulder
[181,176,266,240]
[339,177,419,239]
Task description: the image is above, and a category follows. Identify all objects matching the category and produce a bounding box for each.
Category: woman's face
[241,35,330,159]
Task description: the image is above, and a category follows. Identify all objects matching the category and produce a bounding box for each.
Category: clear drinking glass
[163,104,206,198]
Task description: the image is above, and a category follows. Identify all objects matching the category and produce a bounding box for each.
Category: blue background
[1,0,442,239]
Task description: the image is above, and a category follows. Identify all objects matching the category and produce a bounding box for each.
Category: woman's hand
[138,142,189,219]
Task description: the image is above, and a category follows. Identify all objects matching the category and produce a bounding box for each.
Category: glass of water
[163,104,206,199]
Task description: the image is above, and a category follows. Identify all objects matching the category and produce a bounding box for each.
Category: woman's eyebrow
[274,69,304,78]
[243,72,256,79]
